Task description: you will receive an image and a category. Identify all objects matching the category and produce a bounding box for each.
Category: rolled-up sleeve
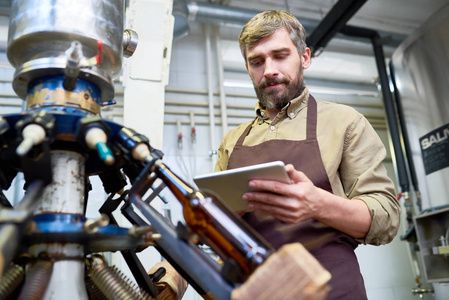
[340,115,401,245]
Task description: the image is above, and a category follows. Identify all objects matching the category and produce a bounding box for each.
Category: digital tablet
[193,161,291,211]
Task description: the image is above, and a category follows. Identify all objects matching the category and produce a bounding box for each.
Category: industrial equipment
[390,4,449,299]
[0,1,330,299]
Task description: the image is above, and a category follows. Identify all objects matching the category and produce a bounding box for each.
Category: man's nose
[263,58,279,77]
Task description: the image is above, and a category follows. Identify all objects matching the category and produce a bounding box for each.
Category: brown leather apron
[227,95,367,299]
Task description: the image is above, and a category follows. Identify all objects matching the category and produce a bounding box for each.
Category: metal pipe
[186,1,262,28]
[0,226,20,276]
[370,33,410,194]
[0,180,45,278]
[306,0,367,56]
[173,0,190,40]
[163,106,385,118]
[165,116,386,129]
[164,79,382,102]
[35,151,85,214]
[388,61,422,211]
[0,83,383,109]
[102,110,387,129]
[105,105,386,123]
[340,25,411,195]
[205,24,217,168]
[172,1,406,48]
[30,151,88,299]
[214,26,229,137]
[111,93,384,109]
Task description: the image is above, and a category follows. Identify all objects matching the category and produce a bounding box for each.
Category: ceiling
[205,0,448,36]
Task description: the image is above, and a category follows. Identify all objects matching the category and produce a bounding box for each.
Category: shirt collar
[255,87,310,121]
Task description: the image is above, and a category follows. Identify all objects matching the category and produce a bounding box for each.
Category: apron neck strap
[235,119,255,147]
[306,94,317,140]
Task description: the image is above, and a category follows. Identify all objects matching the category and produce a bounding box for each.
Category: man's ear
[301,47,311,69]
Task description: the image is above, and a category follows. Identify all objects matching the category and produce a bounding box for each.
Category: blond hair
[239,10,307,61]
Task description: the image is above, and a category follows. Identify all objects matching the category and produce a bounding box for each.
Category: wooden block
[155,282,178,300]
[231,243,331,300]
[149,261,188,300]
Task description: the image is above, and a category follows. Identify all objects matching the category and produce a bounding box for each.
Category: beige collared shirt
[215,87,400,245]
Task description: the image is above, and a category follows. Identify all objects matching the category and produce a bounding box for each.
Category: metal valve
[15,111,55,156]
[123,29,138,57]
[76,115,115,165]
[64,41,83,91]
[84,214,110,234]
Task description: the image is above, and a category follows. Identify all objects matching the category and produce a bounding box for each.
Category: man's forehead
[246,28,294,53]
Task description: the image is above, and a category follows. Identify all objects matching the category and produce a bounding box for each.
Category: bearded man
[215,10,400,300]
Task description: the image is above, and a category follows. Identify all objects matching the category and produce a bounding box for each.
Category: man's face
[245,28,311,109]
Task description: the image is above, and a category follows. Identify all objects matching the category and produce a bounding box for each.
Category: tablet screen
[193,161,291,211]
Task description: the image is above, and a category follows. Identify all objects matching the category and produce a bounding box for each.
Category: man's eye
[250,60,262,67]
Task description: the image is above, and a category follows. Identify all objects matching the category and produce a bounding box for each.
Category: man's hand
[242,164,325,223]
[242,164,372,238]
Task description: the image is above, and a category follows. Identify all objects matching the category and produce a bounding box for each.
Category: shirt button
[270,126,275,131]
[289,112,294,117]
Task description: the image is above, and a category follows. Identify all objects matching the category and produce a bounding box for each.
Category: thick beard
[255,67,305,109]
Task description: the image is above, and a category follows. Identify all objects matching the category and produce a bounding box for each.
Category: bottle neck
[154,161,195,205]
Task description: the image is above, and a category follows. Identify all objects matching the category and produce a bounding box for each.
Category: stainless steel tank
[7,0,124,102]
[391,4,449,211]
[391,4,449,299]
